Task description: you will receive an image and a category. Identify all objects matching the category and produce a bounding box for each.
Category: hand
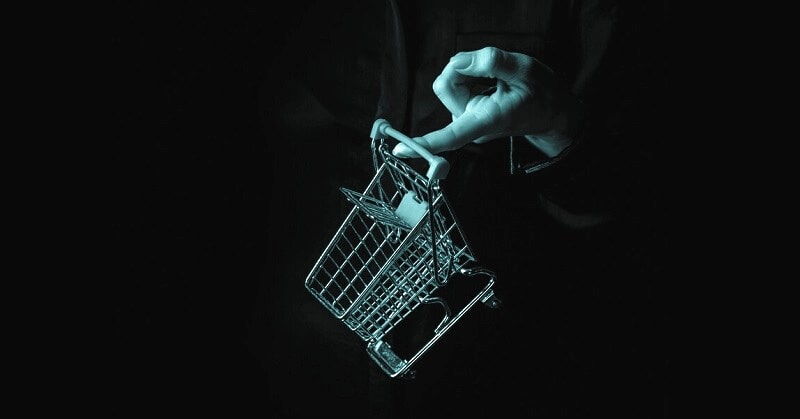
[392,47,583,159]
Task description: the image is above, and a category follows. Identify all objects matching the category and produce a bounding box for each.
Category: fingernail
[449,54,471,70]
[392,143,412,157]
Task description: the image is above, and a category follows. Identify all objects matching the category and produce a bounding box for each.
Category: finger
[392,106,507,158]
[431,54,477,118]
[392,137,429,159]
[454,47,531,84]
[415,105,502,154]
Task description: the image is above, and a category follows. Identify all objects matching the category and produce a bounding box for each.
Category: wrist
[524,95,584,157]
[523,131,573,157]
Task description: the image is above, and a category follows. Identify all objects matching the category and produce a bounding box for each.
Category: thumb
[454,47,529,83]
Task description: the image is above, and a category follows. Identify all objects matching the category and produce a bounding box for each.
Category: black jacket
[265,0,664,224]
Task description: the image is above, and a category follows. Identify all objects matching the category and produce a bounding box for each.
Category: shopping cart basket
[305,119,500,378]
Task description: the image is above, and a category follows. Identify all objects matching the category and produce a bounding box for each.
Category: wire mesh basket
[305,119,500,378]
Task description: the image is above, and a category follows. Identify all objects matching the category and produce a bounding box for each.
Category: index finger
[392,104,501,157]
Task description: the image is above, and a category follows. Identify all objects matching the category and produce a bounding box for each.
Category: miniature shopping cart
[305,119,500,378]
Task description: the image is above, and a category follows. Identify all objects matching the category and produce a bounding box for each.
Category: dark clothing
[251,1,667,417]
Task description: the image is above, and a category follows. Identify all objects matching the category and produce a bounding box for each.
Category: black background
[112,1,670,417]
[111,2,296,414]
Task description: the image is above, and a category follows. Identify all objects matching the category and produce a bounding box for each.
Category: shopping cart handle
[371,119,450,180]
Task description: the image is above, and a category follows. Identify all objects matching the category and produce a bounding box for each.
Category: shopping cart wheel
[483,295,502,309]
[460,267,501,309]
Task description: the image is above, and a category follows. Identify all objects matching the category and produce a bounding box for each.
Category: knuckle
[431,76,447,96]
[432,76,453,98]
[482,47,502,76]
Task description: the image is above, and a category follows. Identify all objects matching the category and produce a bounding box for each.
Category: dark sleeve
[519,0,666,216]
